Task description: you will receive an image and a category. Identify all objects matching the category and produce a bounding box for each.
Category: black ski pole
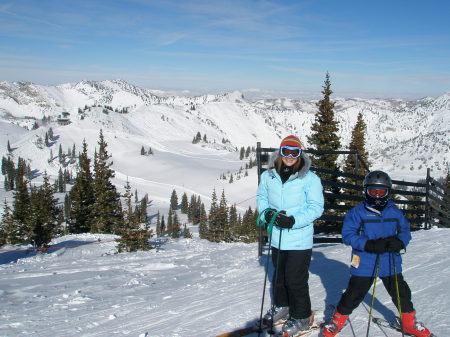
[268,227,283,335]
[256,209,280,334]
[366,253,380,337]
[257,230,273,334]
[392,252,405,337]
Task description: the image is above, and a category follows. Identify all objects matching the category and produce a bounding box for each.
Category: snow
[0,80,449,336]
[1,229,449,336]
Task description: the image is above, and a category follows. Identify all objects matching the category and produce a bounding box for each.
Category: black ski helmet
[363,170,392,189]
[363,170,392,207]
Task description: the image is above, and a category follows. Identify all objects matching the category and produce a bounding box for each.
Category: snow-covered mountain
[0,79,448,214]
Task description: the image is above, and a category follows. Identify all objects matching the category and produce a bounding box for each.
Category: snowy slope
[0,228,449,337]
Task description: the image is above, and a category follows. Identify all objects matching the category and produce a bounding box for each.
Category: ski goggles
[280,146,302,158]
[367,186,389,198]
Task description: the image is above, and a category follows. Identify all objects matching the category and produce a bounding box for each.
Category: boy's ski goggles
[367,186,389,198]
[280,146,302,158]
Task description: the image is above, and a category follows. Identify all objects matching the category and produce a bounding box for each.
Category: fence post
[425,168,431,229]
[256,142,263,256]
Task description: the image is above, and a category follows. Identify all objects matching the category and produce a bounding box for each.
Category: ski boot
[321,310,349,337]
[282,311,314,337]
[262,306,289,326]
[400,310,434,337]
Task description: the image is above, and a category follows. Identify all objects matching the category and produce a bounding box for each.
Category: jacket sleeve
[291,174,324,229]
[396,208,412,247]
[342,207,368,251]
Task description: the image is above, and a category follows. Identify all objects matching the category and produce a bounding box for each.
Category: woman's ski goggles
[367,186,389,198]
[280,146,302,158]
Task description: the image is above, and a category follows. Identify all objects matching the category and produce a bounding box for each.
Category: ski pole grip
[256,208,280,235]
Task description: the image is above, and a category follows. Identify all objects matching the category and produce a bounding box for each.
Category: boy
[321,170,434,337]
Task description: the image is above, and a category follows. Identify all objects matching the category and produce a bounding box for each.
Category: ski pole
[392,253,405,337]
[366,253,380,337]
[256,209,281,334]
[257,230,273,334]
[268,227,283,335]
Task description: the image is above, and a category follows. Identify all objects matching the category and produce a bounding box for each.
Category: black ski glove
[364,238,388,254]
[385,236,405,252]
[264,209,277,223]
[274,211,295,229]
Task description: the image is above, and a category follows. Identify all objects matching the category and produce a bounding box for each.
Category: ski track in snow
[0,229,449,337]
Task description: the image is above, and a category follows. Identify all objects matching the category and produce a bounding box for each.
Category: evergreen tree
[170,189,178,210]
[228,204,238,240]
[28,172,61,248]
[307,72,341,192]
[58,167,65,193]
[343,112,370,205]
[12,160,30,241]
[7,140,12,152]
[91,130,124,234]
[117,180,151,252]
[183,224,192,239]
[139,195,148,223]
[239,147,245,160]
[171,211,180,238]
[217,190,231,242]
[0,200,20,244]
[235,206,259,242]
[198,203,208,239]
[69,140,95,233]
[180,192,189,214]
[207,189,220,242]
[160,215,166,236]
[156,211,161,237]
[58,144,63,164]
[307,72,342,229]
[140,146,146,155]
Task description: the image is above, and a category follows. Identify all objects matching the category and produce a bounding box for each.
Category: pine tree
[228,204,238,240]
[140,146,146,155]
[28,172,61,248]
[171,212,180,238]
[69,140,95,233]
[307,72,341,187]
[239,147,245,160]
[90,130,124,234]
[343,112,370,205]
[207,189,220,242]
[12,160,31,241]
[180,192,189,214]
[235,206,259,242]
[170,189,178,210]
[198,203,208,239]
[0,200,20,244]
[307,72,342,229]
[217,190,231,242]
[58,167,65,193]
[117,180,151,252]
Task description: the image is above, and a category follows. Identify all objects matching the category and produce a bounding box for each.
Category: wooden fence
[256,142,449,255]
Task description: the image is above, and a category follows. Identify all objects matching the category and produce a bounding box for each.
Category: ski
[372,317,437,337]
[215,319,285,337]
[274,322,323,337]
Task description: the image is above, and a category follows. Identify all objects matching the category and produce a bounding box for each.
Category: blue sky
[1,0,449,99]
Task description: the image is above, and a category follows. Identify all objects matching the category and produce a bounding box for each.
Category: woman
[257,135,324,337]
